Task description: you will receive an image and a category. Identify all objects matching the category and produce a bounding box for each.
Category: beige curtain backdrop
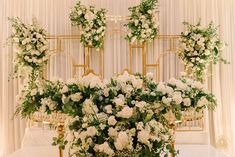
[0,0,234,157]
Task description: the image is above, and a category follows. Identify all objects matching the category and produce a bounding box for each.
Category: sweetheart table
[8,144,230,157]
[7,128,231,157]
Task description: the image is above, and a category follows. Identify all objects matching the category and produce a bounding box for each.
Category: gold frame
[129,42,147,75]
[83,46,104,78]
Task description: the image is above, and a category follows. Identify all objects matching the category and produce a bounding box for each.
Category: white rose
[138,130,150,145]
[60,85,68,93]
[114,141,123,150]
[95,142,114,156]
[197,97,208,107]
[13,37,19,43]
[132,78,143,89]
[30,89,37,96]
[82,99,98,115]
[173,92,183,104]
[104,105,112,114]
[108,127,118,138]
[87,126,97,137]
[113,97,125,107]
[157,82,166,94]
[162,96,172,105]
[114,131,129,150]
[103,88,109,97]
[183,98,191,107]
[166,86,174,95]
[70,92,82,102]
[137,122,144,130]
[108,116,117,126]
[67,132,74,142]
[117,106,133,118]
[77,131,87,141]
[99,124,106,130]
[136,101,147,110]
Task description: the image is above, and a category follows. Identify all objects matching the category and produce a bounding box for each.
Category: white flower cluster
[70,1,106,48]
[60,72,176,156]
[178,21,227,82]
[16,71,217,156]
[8,17,49,78]
[126,0,158,43]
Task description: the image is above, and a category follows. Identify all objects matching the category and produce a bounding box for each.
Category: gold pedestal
[129,42,147,75]
[57,123,65,157]
[83,46,104,78]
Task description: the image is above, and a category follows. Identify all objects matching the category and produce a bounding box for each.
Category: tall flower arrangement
[178,21,228,82]
[8,17,49,80]
[70,1,107,49]
[126,0,159,43]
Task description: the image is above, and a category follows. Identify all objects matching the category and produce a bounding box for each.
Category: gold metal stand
[129,42,147,75]
[83,46,104,78]
[169,122,176,157]
[57,122,65,157]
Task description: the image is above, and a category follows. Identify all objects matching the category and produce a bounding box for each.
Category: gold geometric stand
[81,46,104,78]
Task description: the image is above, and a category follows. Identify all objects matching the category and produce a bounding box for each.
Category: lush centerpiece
[126,0,159,43]
[63,72,175,157]
[178,20,228,82]
[14,69,217,156]
[8,17,49,79]
[56,71,216,157]
[70,1,107,49]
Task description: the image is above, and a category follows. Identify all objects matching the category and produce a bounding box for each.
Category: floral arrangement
[58,72,216,156]
[70,1,107,49]
[126,0,159,43]
[178,21,228,82]
[15,78,64,118]
[15,71,217,156]
[62,72,176,157]
[8,17,49,79]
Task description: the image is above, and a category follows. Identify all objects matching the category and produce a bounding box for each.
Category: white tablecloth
[21,127,56,147]
[8,145,230,157]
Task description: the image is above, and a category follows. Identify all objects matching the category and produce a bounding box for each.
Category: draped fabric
[0,0,235,157]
